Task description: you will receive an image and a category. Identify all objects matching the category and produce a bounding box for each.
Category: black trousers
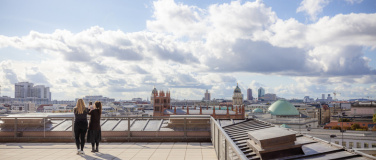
[74,122,87,151]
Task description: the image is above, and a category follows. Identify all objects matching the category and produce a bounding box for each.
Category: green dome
[234,84,241,93]
[252,108,263,113]
[268,99,299,116]
[280,124,290,128]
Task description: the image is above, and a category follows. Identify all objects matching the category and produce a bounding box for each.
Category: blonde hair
[74,99,86,114]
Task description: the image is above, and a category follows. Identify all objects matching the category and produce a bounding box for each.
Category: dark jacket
[74,108,89,129]
[88,109,101,130]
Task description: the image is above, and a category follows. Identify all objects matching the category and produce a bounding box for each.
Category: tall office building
[327,94,332,102]
[32,85,51,100]
[247,88,253,100]
[15,82,51,102]
[204,89,211,101]
[15,82,34,98]
[264,93,277,101]
[258,87,265,99]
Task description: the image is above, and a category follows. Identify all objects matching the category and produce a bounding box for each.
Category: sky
[0,0,375,101]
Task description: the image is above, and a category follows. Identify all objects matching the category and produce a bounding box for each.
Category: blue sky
[0,0,375,100]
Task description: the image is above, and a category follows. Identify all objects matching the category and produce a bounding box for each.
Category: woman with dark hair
[87,101,102,152]
[73,99,89,155]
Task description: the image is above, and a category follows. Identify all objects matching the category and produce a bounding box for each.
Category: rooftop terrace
[1,114,375,159]
[0,142,217,160]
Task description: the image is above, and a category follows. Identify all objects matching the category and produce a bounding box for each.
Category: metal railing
[210,117,247,160]
[0,115,211,140]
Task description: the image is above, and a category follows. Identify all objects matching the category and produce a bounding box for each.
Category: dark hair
[95,101,102,117]
[89,102,92,105]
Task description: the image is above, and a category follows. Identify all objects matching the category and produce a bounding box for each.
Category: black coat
[88,109,101,130]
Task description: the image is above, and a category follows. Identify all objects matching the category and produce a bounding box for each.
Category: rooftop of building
[220,119,375,159]
[163,109,241,116]
[1,114,375,159]
[0,114,242,132]
[296,128,376,141]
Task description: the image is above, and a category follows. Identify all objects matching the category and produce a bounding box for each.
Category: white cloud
[0,0,375,100]
[297,0,329,21]
[146,0,208,39]
[345,0,363,4]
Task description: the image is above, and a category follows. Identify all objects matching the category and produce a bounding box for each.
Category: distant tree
[373,114,376,123]
[351,124,361,130]
[339,118,351,122]
[332,126,341,130]
[343,126,351,130]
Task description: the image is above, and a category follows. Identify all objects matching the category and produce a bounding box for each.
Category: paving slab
[0,142,217,160]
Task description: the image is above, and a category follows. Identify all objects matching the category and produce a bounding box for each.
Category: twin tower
[151,85,245,119]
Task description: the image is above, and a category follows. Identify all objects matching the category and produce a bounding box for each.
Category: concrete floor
[0,142,217,160]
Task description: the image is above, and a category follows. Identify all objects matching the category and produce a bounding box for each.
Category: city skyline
[0,0,375,100]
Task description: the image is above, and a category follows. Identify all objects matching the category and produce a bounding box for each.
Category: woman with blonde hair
[73,99,89,155]
[87,101,102,152]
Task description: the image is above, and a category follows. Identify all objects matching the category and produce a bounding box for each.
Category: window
[364,143,369,148]
[349,142,353,148]
[342,142,346,147]
[356,142,361,148]
[372,143,376,148]
[335,141,339,144]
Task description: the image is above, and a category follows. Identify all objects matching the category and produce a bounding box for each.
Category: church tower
[151,86,157,106]
[153,90,171,117]
[232,83,243,106]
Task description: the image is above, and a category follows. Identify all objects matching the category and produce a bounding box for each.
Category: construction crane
[333,91,341,101]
